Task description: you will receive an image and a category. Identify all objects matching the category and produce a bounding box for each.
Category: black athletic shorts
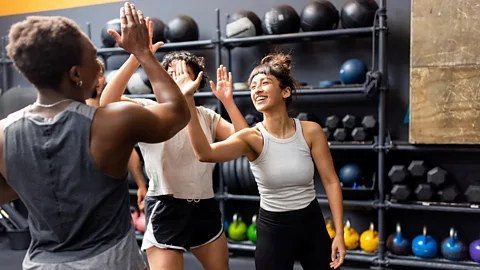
[140,195,224,252]
[255,199,332,270]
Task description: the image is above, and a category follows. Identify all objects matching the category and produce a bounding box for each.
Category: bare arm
[128,149,146,190]
[0,120,19,204]
[185,97,251,163]
[211,65,249,141]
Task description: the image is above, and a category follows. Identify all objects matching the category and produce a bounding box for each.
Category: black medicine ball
[300,1,339,32]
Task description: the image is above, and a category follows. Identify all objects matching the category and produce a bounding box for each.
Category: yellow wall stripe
[1,0,124,17]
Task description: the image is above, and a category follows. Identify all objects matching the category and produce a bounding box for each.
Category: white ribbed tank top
[249,118,316,212]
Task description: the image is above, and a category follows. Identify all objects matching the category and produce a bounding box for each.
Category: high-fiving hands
[210,65,233,103]
[172,60,204,96]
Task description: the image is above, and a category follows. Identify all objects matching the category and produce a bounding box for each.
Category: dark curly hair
[6,16,84,89]
[248,52,297,107]
[161,51,208,89]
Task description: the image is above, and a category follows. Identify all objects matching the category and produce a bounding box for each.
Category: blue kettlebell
[386,222,410,255]
[412,225,438,258]
[224,220,229,231]
[441,227,468,261]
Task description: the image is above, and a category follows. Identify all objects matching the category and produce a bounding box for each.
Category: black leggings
[255,200,332,270]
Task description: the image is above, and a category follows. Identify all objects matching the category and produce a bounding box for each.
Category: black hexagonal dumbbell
[437,185,460,202]
[388,165,409,184]
[296,112,316,121]
[414,183,435,201]
[325,115,341,130]
[407,160,429,178]
[391,185,413,201]
[427,167,447,188]
[323,127,332,141]
[361,115,377,132]
[342,114,358,130]
[351,127,368,141]
[465,185,480,204]
[333,128,349,141]
[245,114,256,126]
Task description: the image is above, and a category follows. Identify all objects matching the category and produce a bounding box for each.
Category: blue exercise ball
[338,163,363,187]
[339,59,368,84]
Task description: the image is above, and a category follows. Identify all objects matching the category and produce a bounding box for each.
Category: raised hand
[108,2,150,56]
[146,17,164,54]
[172,60,203,96]
[210,65,233,103]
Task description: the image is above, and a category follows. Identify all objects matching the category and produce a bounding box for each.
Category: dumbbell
[296,112,316,122]
[414,183,435,201]
[388,165,409,184]
[391,185,413,201]
[361,115,377,132]
[465,185,480,204]
[351,115,378,141]
[323,127,333,141]
[351,127,368,141]
[437,185,460,202]
[342,114,358,130]
[408,160,429,178]
[427,167,447,188]
[325,115,341,130]
[245,113,262,127]
[333,128,349,141]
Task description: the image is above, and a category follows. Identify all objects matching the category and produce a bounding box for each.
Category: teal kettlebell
[441,227,467,261]
[412,225,438,258]
[247,215,257,243]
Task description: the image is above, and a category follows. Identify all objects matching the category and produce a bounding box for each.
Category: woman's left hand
[330,235,346,269]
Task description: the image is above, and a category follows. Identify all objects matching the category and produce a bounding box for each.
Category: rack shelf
[387,140,480,152]
[96,40,215,55]
[388,201,480,214]
[222,27,374,47]
[387,253,480,270]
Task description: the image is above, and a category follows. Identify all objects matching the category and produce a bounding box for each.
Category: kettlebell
[135,211,146,233]
[343,219,360,250]
[441,227,467,261]
[227,213,247,241]
[470,237,480,263]
[412,225,438,258]
[325,217,336,240]
[224,220,230,232]
[386,222,410,255]
[360,222,379,253]
[130,206,139,228]
[247,215,257,243]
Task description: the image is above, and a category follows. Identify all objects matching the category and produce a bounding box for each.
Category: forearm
[325,181,344,235]
[223,99,249,131]
[185,97,214,161]
[128,150,146,190]
[99,55,140,106]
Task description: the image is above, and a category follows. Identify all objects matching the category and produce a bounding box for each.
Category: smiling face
[249,73,291,112]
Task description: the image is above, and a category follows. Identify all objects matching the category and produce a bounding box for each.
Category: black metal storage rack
[2,2,480,269]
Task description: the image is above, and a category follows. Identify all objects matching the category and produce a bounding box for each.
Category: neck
[262,106,294,138]
[36,87,85,105]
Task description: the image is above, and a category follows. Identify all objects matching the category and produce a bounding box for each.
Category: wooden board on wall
[410,0,480,144]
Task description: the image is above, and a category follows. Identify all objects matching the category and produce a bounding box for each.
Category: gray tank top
[3,101,141,267]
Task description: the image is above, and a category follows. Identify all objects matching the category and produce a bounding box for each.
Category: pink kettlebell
[136,211,146,233]
[130,207,139,228]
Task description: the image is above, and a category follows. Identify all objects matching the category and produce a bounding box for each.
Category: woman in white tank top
[183,52,346,270]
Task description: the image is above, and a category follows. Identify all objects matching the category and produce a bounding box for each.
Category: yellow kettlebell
[360,222,379,253]
[325,217,336,240]
[343,218,360,250]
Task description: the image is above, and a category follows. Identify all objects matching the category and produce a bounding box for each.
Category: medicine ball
[339,59,368,84]
[0,87,37,119]
[226,10,263,38]
[300,1,339,32]
[127,68,152,94]
[262,5,301,35]
[338,163,363,187]
[340,0,379,28]
[150,18,167,43]
[101,19,121,48]
[164,15,199,43]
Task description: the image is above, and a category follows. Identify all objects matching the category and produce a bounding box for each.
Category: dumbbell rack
[2,1,480,269]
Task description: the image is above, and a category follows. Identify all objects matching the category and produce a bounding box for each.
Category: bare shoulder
[299,120,326,147]
[237,126,262,142]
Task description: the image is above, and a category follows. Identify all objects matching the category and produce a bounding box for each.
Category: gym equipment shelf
[96,40,215,55]
[387,201,480,214]
[227,241,375,263]
[387,253,480,270]
[386,140,480,152]
[222,27,373,47]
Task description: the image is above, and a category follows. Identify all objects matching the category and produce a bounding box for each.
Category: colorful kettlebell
[470,238,480,263]
[228,213,247,241]
[386,222,410,255]
[343,219,360,250]
[441,227,467,261]
[247,215,257,243]
[360,222,379,253]
[135,211,146,233]
[325,217,336,240]
[412,225,438,258]
[130,206,139,228]
[224,220,230,232]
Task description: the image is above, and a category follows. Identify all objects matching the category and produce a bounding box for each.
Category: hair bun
[260,53,292,73]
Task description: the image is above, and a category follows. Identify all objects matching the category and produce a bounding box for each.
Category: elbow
[176,100,191,129]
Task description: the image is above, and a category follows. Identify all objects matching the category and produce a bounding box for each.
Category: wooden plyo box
[409,0,480,144]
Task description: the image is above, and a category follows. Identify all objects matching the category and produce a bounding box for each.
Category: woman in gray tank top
[184,52,347,270]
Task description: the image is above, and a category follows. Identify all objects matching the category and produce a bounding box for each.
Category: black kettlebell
[386,222,410,255]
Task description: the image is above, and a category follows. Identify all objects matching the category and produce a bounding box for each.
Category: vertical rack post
[377,0,388,268]
[1,36,8,93]
[86,22,92,40]
[214,8,226,223]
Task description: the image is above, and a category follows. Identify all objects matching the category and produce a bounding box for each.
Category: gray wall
[0,0,411,140]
